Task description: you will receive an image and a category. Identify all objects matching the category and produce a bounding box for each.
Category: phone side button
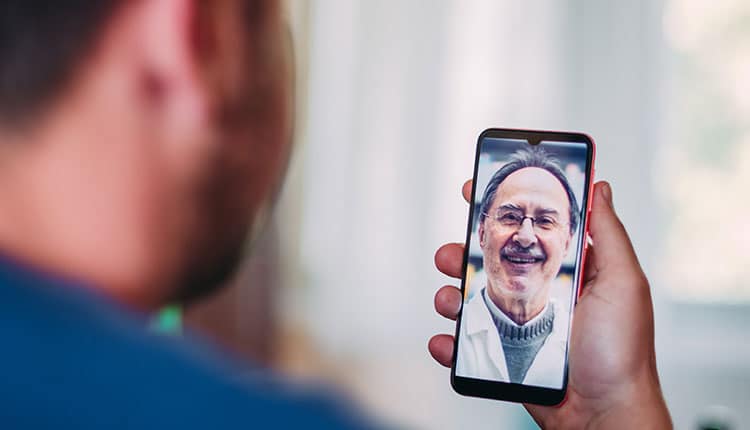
[578,240,590,303]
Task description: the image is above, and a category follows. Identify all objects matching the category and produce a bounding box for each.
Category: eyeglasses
[482,209,565,234]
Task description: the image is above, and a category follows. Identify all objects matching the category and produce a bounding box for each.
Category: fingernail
[601,182,614,208]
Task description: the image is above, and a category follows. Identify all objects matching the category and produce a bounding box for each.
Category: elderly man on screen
[457,147,580,387]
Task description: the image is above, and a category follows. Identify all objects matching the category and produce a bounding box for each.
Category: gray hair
[479,146,579,234]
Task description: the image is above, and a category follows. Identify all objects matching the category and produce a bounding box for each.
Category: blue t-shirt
[0,257,372,429]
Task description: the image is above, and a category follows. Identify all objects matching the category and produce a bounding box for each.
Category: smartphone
[451,128,595,405]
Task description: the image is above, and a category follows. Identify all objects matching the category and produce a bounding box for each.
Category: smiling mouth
[501,254,544,265]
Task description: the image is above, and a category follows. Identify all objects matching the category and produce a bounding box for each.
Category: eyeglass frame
[480,207,571,234]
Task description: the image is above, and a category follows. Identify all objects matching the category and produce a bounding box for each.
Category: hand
[428,181,672,429]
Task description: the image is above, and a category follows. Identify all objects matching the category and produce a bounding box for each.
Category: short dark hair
[479,146,580,234]
[0,1,122,126]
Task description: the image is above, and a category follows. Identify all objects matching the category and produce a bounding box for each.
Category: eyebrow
[498,204,560,217]
[498,204,523,212]
[536,208,560,216]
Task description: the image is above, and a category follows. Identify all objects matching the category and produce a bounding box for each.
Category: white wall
[280,1,749,428]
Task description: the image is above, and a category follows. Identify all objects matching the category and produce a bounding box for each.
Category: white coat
[455,291,569,389]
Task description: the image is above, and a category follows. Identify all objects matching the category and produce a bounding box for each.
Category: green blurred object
[150,305,182,335]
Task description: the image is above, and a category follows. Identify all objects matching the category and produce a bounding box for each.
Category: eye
[535,216,557,230]
[498,212,523,225]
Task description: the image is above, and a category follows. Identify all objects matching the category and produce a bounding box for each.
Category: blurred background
[177,0,750,428]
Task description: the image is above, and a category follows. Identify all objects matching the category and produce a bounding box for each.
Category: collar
[482,287,550,328]
[465,288,566,339]
[464,290,497,336]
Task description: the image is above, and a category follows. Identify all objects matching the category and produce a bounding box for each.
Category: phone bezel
[450,128,596,406]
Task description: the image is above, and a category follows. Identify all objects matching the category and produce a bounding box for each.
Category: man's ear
[135,0,209,131]
[563,233,573,256]
[478,221,486,248]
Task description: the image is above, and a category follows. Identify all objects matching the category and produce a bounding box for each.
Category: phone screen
[451,129,594,405]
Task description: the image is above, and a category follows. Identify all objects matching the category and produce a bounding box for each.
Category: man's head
[0,0,292,308]
[478,147,579,319]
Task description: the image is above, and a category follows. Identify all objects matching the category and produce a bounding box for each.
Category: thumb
[587,181,641,276]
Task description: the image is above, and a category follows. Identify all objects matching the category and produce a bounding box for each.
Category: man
[0,0,670,428]
[0,1,368,428]
[456,148,579,387]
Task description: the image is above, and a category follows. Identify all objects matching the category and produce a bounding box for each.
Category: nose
[513,218,538,248]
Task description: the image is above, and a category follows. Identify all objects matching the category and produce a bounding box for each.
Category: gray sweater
[482,289,555,383]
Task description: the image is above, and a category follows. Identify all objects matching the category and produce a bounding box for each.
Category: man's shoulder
[0,259,371,429]
[548,298,570,345]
